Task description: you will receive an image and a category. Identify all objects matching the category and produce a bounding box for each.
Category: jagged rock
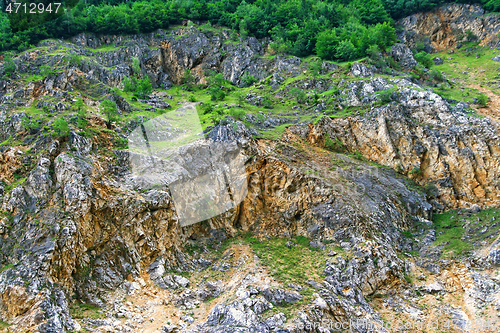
[260,288,302,305]
[489,249,500,265]
[397,4,500,51]
[350,62,374,78]
[432,57,444,65]
[390,44,418,69]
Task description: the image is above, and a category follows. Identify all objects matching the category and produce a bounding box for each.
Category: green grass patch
[0,263,13,273]
[70,302,104,320]
[433,211,473,257]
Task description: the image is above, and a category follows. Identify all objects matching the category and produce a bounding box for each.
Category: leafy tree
[74,97,88,129]
[310,60,322,78]
[1,55,15,79]
[351,0,392,25]
[315,31,338,60]
[182,69,196,90]
[101,100,118,129]
[136,76,153,99]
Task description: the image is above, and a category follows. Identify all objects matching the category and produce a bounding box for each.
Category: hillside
[1,3,500,333]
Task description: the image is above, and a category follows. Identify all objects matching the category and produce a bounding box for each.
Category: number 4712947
[5,2,62,14]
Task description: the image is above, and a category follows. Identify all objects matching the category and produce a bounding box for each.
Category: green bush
[123,75,152,99]
[324,134,346,153]
[290,87,307,104]
[230,108,246,120]
[241,72,258,87]
[1,55,15,79]
[377,89,394,103]
[477,93,488,107]
[414,51,433,69]
[52,117,70,137]
[183,69,196,91]
[430,69,443,81]
[188,95,197,102]
[101,100,118,128]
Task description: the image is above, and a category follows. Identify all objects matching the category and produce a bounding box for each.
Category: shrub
[230,108,246,120]
[183,69,195,90]
[123,75,152,99]
[188,95,197,102]
[52,117,70,137]
[290,87,307,104]
[241,72,258,87]
[324,134,346,153]
[409,166,423,177]
[430,69,443,81]
[477,93,488,107]
[414,51,433,69]
[310,60,322,78]
[40,65,56,77]
[1,55,15,79]
[261,97,273,109]
[377,89,394,103]
[74,98,88,129]
[101,100,118,128]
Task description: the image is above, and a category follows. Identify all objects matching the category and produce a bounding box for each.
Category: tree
[352,0,392,25]
[74,97,87,129]
[2,55,15,79]
[182,69,196,90]
[136,76,153,99]
[310,59,322,78]
[101,100,118,129]
[315,31,338,60]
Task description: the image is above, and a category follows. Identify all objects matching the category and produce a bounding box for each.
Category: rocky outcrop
[304,84,500,209]
[397,4,500,51]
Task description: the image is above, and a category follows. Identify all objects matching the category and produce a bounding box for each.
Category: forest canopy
[0,0,495,61]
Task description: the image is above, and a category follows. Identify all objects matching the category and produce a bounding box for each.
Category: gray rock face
[350,62,374,78]
[489,249,500,264]
[432,57,444,65]
[390,44,418,69]
[397,3,500,50]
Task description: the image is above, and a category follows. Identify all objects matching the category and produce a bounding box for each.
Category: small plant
[477,93,488,107]
[64,53,82,67]
[229,108,245,120]
[377,89,394,104]
[101,100,118,129]
[1,55,15,79]
[188,95,197,102]
[430,69,443,82]
[414,51,433,69]
[324,134,346,153]
[183,69,196,91]
[52,117,70,137]
[290,87,307,104]
[73,98,88,129]
[40,65,56,77]
[310,59,322,78]
[241,72,258,87]
[409,166,423,177]
[261,97,273,109]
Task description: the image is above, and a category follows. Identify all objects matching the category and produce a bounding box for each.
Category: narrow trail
[469,84,500,121]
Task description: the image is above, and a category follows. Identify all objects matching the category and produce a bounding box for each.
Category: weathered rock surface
[397,4,500,51]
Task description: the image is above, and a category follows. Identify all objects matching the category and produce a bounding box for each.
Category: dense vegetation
[0,0,495,60]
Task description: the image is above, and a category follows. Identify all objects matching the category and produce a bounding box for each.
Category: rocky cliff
[1,9,500,333]
[397,3,500,51]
